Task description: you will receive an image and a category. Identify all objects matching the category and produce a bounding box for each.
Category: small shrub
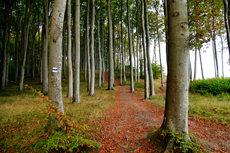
[152,63,164,79]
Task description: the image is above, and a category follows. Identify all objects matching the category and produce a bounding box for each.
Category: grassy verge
[0,71,117,152]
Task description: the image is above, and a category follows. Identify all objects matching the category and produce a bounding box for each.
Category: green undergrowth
[150,128,206,153]
[0,71,117,152]
[190,77,230,95]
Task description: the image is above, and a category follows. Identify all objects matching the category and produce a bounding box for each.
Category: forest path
[96,74,164,152]
[96,73,230,152]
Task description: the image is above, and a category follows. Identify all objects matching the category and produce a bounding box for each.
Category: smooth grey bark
[26,41,30,77]
[1,0,9,89]
[193,48,197,80]
[14,12,20,82]
[144,0,154,95]
[73,0,80,102]
[62,26,66,79]
[127,0,134,92]
[48,0,66,114]
[107,0,114,90]
[119,29,123,85]
[67,0,73,98]
[199,49,204,79]
[223,0,230,59]
[123,31,127,82]
[42,0,49,95]
[132,12,137,82]
[139,43,143,78]
[19,0,31,91]
[141,0,149,99]
[161,0,190,151]
[96,6,102,87]
[113,19,116,82]
[86,0,91,91]
[119,0,123,85]
[220,34,224,77]
[101,19,105,84]
[89,0,95,95]
[32,29,36,80]
[213,30,219,77]
[156,5,164,86]
[136,1,140,82]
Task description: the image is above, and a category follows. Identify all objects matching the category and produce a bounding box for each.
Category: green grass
[0,70,117,152]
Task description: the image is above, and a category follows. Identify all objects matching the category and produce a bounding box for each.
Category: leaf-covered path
[96,75,230,152]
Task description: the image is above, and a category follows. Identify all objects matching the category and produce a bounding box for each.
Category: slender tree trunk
[32,30,36,80]
[161,0,190,151]
[144,0,154,95]
[62,26,66,79]
[132,12,137,82]
[113,19,116,81]
[213,30,219,77]
[73,0,80,102]
[136,0,140,82]
[107,0,114,90]
[48,0,66,114]
[97,7,102,87]
[89,0,95,95]
[156,6,164,86]
[101,19,105,84]
[1,0,9,89]
[86,0,91,91]
[19,0,31,91]
[127,0,134,92]
[66,0,73,98]
[141,0,149,99]
[223,0,230,60]
[193,48,197,80]
[42,0,49,95]
[6,12,12,87]
[199,49,204,79]
[26,41,30,77]
[14,13,20,82]
[220,34,224,77]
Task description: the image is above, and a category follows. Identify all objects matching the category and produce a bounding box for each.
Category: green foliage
[152,63,163,79]
[190,77,230,95]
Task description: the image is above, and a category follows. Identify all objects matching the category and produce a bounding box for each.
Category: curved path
[96,74,230,152]
[97,74,164,152]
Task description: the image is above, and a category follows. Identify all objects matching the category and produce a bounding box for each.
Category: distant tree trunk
[42,0,49,95]
[132,12,137,82]
[62,26,66,79]
[26,41,30,77]
[139,43,143,78]
[136,0,140,82]
[141,0,149,99]
[14,13,20,82]
[66,0,73,98]
[144,0,154,95]
[6,12,12,87]
[73,0,80,102]
[97,6,102,87]
[38,10,42,84]
[1,0,9,90]
[199,49,204,79]
[213,30,219,77]
[32,30,36,80]
[220,34,224,77]
[127,0,134,92]
[86,0,91,91]
[223,0,230,60]
[101,19,105,83]
[48,0,66,114]
[193,48,197,80]
[107,0,114,90]
[160,0,190,151]
[113,19,116,81]
[19,0,31,91]
[89,0,95,95]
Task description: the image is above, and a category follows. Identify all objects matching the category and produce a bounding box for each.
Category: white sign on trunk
[52,67,57,72]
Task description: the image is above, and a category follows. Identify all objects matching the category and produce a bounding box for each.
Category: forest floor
[95,73,230,152]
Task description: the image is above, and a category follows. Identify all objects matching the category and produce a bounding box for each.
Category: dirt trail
[96,74,230,152]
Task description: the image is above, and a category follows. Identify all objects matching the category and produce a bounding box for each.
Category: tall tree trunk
[144,0,154,95]
[161,0,190,151]
[97,6,102,87]
[156,5,164,86]
[223,0,230,60]
[26,41,30,77]
[42,0,49,95]
[193,48,197,80]
[67,0,73,98]
[48,0,66,114]
[89,0,95,95]
[32,30,36,80]
[213,30,219,77]
[73,0,80,102]
[141,0,149,99]
[6,12,12,87]
[132,12,137,82]
[86,0,91,91]
[107,0,114,90]
[62,26,66,79]
[136,0,140,82]
[220,34,224,77]
[1,0,9,89]
[101,19,105,84]
[19,0,31,91]
[14,12,20,82]
[199,49,204,79]
[127,0,134,92]
[113,19,116,81]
